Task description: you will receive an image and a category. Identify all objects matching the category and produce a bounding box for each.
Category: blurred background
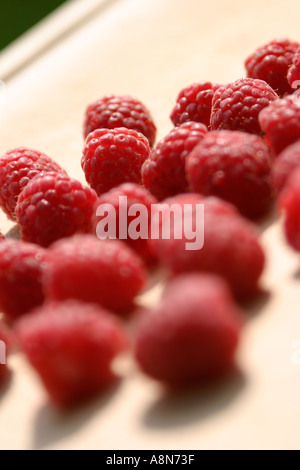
[0,0,67,50]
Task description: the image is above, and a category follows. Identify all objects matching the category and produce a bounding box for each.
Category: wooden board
[0,0,300,450]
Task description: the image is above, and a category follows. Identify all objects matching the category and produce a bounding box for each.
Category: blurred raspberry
[170,82,221,128]
[44,235,147,314]
[210,78,278,135]
[134,273,243,385]
[83,94,156,146]
[97,183,157,263]
[142,122,207,201]
[149,194,265,300]
[278,168,300,251]
[272,140,300,193]
[16,172,98,247]
[15,300,129,408]
[0,240,46,321]
[82,128,150,195]
[186,130,273,219]
[287,47,300,90]
[0,147,65,221]
[259,95,300,156]
[245,38,299,97]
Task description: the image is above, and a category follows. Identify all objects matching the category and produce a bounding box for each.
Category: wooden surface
[0,0,300,450]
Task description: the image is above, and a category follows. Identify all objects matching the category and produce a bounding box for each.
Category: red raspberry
[245,39,299,97]
[142,122,207,201]
[186,130,273,219]
[210,78,278,135]
[16,172,98,247]
[149,194,265,299]
[134,274,243,385]
[0,147,65,221]
[170,82,221,128]
[272,140,300,193]
[278,168,300,251]
[44,235,147,314]
[0,240,46,321]
[83,94,156,146]
[97,183,157,263]
[82,128,150,195]
[15,300,129,407]
[287,47,300,89]
[259,95,300,156]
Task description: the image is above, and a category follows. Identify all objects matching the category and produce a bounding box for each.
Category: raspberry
[149,194,265,299]
[83,94,156,146]
[287,47,300,89]
[0,147,65,221]
[0,240,46,321]
[272,140,300,193]
[16,172,98,247]
[210,78,278,135]
[97,183,157,263]
[278,168,300,251]
[44,235,147,314]
[170,82,221,128]
[142,122,207,201]
[245,39,299,97]
[134,274,243,385]
[186,130,273,219]
[259,96,300,157]
[82,128,150,195]
[15,300,129,407]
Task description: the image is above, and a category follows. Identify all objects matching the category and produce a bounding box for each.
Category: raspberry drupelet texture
[0,147,65,221]
[287,47,300,89]
[0,240,46,321]
[272,140,300,193]
[15,300,129,408]
[259,96,300,157]
[210,78,278,135]
[142,122,207,201]
[149,194,265,300]
[15,172,98,247]
[134,274,243,386]
[170,82,221,128]
[44,235,147,314]
[278,168,300,251]
[83,94,157,146]
[245,38,299,97]
[186,130,273,219]
[97,183,158,263]
[82,127,151,196]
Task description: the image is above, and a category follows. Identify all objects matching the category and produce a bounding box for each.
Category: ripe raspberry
[287,47,300,89]
[259,95,300,156]
[278,168,300,251]
[97,183,157,263]
[83,94,156,146]
[82,128,150,195]
[16,172,98,247]
[245,38,299,97]
[0,147,65,221]
[44,236,147,314]
[170,82,221,128]
[210,78,278,135]
[142,122,207,201]
[134,274,243,385]
[186,130,273,219]
[0,240,46,321]
[15,300,129,407]
[149,194,265,299]
[272,140,300,193]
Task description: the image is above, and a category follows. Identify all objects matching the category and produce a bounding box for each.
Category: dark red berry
[272,139,300,193]
[278,168,300,251]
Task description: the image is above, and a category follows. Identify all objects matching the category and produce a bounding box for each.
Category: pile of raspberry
[1,37,300,410]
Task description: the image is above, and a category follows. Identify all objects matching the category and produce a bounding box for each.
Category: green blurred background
[0,0,68,51]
